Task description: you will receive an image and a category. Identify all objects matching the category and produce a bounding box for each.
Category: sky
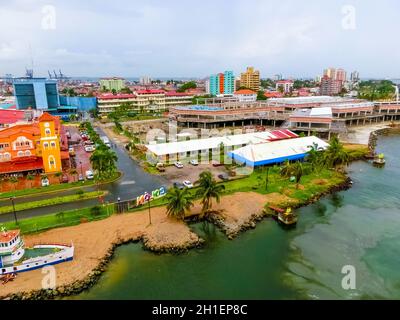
[0,0,399,79]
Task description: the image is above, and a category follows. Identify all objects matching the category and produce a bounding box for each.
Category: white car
[84,145,94,152]
[41,178,50,187]
[183,180,193,188]
[174,161,184,169]
[85,170,94,180]
[190,159,199,166]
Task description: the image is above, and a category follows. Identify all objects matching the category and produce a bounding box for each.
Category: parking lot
[159,162,230,186]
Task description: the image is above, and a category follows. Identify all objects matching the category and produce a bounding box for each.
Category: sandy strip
[0,192,278,298]
[0,206,202,298]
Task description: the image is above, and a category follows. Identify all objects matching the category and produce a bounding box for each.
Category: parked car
[61,175,69,183]
[84,145,94,152]
[212,160,224,167]
[183,180,194,188]
[78,174,84,182]
[85,170,94,180]
[218,173,230,181]
[174,161,184,169]
[173,182,185,190]
[68,147,75,156]
[41,178,50,187]
[156,163,165,172]
[190,159,199,166]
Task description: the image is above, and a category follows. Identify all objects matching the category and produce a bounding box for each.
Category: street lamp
[10,197,18,225]
[80,161,83,177]
[148,200,152,225]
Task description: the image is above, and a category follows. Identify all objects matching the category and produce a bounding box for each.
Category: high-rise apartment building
[323,68,336,79]
[209,71,235,96]
[350,71,360,83]
[139,76,152,85]
[99,77,125,91]
[320,75,342,96]
[240,67,260,92]
[335,69,347,84]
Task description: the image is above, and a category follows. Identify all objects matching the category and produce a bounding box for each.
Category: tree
[55,172,63,183]
[90,148,118,180]
[177,81,197,93]
[291,162,304,189]
[280,160,294,178]
[306,142,324,172]
[257,91,267,101]
[324,136,350,170]
[69,168,78,182]
[195,171,225,216]
[26,173,35,188]
[165,187,194,220]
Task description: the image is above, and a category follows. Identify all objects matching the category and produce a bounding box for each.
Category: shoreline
[1,174,351,300]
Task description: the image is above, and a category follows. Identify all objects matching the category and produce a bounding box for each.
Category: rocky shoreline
[2,178,352,301]
[4,232,205,300]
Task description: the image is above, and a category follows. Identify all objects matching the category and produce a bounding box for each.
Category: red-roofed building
[0,112,67,175]
[0,110,26,128]
[234,89,257,102]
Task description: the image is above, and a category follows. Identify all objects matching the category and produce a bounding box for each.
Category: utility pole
[10,197,18,225]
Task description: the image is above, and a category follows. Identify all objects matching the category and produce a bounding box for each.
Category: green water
[73,135,400,300]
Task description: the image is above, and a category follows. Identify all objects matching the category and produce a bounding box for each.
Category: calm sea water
[71,135,400,300]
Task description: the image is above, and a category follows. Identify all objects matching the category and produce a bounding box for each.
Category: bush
[90,206,102,217]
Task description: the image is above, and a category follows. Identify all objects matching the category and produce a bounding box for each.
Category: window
[48,155,56,169]
[51,142,56,148]
[45,128,51,136]
[43,142,49,150]
[17,151,24,157]
[25,150,31,156]
[1,269,5,273]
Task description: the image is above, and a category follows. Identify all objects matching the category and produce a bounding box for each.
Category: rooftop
[234,89,256,95]
[0,230,20,243]
[146,130,298,156]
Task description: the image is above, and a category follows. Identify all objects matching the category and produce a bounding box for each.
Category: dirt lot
[160,163,229,185]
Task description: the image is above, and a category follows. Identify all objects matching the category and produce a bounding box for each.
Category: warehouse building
[228,136,329,167]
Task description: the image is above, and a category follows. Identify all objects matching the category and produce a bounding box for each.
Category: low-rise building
[97,90,193,114]
[276,80,294,93]
[234,89,257,102]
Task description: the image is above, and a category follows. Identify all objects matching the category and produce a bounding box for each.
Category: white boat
[0,229,74,276]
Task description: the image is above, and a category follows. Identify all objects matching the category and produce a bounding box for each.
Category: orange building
[0,112,68,175]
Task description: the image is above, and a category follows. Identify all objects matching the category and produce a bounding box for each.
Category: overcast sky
[0,0,399,79]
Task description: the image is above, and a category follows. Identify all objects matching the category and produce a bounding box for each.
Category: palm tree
[196,171,225,216]
[324,136,350,170]
[26,173,35,188]
[291,162,304,189]
[306,142,325,172]
[90,148,118,180]
[280,160,293,178]
[69,169,78,182]
[165,187,194,220]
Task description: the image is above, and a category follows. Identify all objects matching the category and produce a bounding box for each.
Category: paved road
[0,125,168,223]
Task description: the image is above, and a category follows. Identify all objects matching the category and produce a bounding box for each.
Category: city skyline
[1,0,400,78]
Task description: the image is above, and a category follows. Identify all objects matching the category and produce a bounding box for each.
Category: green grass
[0,164,348,235]
[1,204,115,235]
[0,172,121,200]
[219,166,347,205]
[0,191,106,215]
